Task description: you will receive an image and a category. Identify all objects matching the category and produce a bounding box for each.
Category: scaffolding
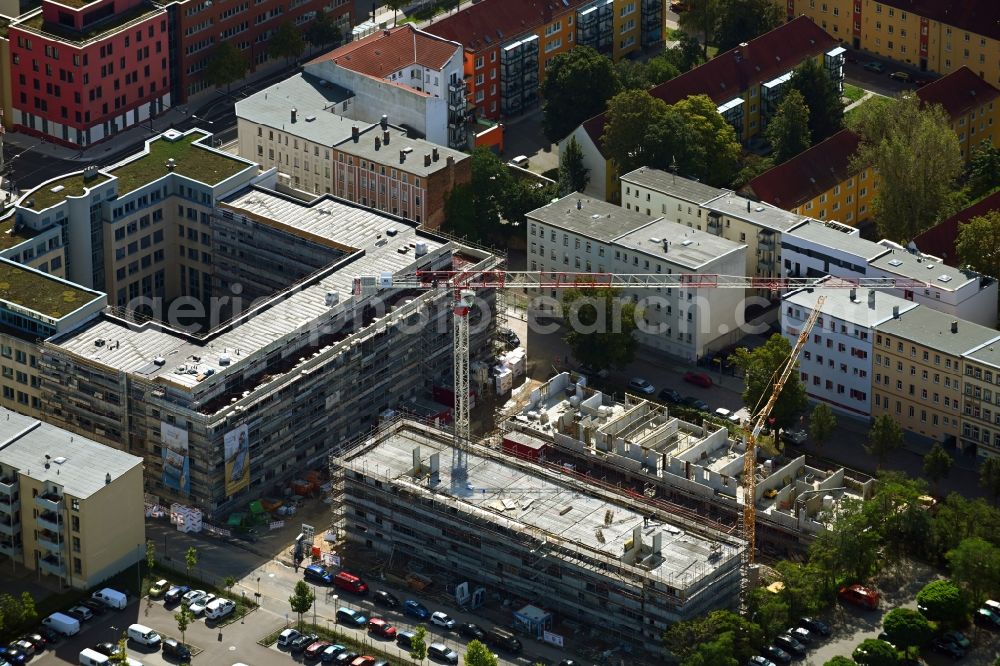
[576,0,614,55]
[500,36,540,117]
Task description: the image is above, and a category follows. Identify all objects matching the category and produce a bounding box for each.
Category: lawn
[110,132,250,196]
[843,83,866,102]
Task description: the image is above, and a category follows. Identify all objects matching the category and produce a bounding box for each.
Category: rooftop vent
[153,356,166,366]
[937,274,952,283]
[888,259,903,267]
[165,158,177,171]
[291,108,297,123]
[305,115,316,122]
[53,456,66,464]
[951,320,958,333]
[681,239,694,246]
[218,353,232,366]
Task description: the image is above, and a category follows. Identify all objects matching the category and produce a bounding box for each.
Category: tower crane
[355,270,924,607]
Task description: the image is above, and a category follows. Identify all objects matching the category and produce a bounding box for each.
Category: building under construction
[331,419,743,655]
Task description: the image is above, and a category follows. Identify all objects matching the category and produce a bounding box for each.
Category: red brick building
[8,0,170,147]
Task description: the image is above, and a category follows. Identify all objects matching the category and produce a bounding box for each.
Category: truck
[42,612,81,636]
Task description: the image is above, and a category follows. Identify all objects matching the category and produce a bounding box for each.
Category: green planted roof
[0,263,95,319]
[27,172,109,211]
[0,214,39,251]
[109,133,250,196]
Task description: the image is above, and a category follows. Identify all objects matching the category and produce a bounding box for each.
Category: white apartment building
[782,281,917,417]
[526,194,747,361]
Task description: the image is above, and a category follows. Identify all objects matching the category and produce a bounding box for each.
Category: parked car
[163,585,189,605]
[320,644,347,663]
[66,606,93,622]
[403,599,430,620]
[682,396,710,411]
[351,657,378,666]
[931,637,965,659]
[396,631,417,650]
[774,634,806,656]
[748,658,777,666]
[1,646,26,665]
[499,329,520,349]
[305,640,332,660]
[93,642,121,657]
[334,652,359,665]
[798,617,830,636]
[277,628,301,649]
[205,598,236,621]
[508,155,529,168]
[336,607,367,628]
[373,590,399,608]
[941,630,971,650]
[627,377,655,394]
[181,589,207,607]
[578,365,609,380]
[863,61,886,73]
[34,627,59,645]
[188,593,216,616]
[976,607,1000,629]
[20,635,45,652]
[430,611,456,630]
[304,564,334,585]
[658,388,682,404]
[788,627,811,644]
[291,633,319,653]
[458,623,485,641]
[781,429,808,446]
[149,579,170,598]
[764,645,792,664]
[428,643,459,664]
[368,618,397,639]
[889,71,912,82]
[683,371,713,388]
[162,638,192,661]
[838,584,879,609]
[7,641,32,658]
[82,599,107,616]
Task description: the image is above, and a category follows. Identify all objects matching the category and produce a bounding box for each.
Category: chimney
[951,320,958,333]
[747,199,751,212]
[424,153,431,167]
[351,126,359,142]
[291,107,297,123]
[892,305,900,319]
[432,147,439,162]
[380,114,388,130]
[576,198,582,210]
[399,149,406,164]
[849,288,856,302]
[662,239,669,253]
[868,289,876,309]
[375,136,381,150]
[446,155,454,167]
[383,130,390,145]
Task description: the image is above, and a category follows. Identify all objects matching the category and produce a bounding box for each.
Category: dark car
[774,634,806,656]
[292,633,319,653]
[428,643,459,665]
[798,617,830,636]
[373,590,399,608]
[931,637,965,659]
[164,585,190,605]
[34,627,59,645]
[21,635,45,652]
[334,651,359,665]
[65,607,90,623]
[458,623,485,641]
[304,564,334,585]
[658,388,682,404]
[682,396,710,412]
[403,599,430,620]
[976,607,1000,628]
[863,61,886,73]
[93,643,119,657]
[82,599,107,616]
[764,646,792,664]
[941,630,971,650]
[162,638,192,661]
[889,71,912,82]
[320,645,347,663]
[397,631,417,650]
[1,646,26,665]
[499,329,520,349]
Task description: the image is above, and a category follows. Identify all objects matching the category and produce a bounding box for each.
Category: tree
[664,611,762,663]
[981,456,1000,506]
[108,632,129,665]
[558,135,590,195]
[747,588,789,639]
[443,148,511,242]
[385,0,406,26]
[0,594,20,632]
[443,183,478,240]
[882,608,931,655]
[852,638,899,666]
[715,0,784,52]
[603,89,672,176]
[409,624,428,662]
[223,575,237,596]
[270,21,306,62]
[464,639,498,666]
[728,334,808,429]
[614,59,651,90]
[646,54,681,85]
[184,546,198,579]
[824,658,857,666]
[541,46,621,142]
[809,403,836,448]
[732,154,773,189]
[145,540,156,572]
[766,89,811,164]
[683,633,738,666]
[663,31,704,73]
[851,95,963,242]
[19,592,36,628]
[916,579,966,624]
[306,11,342,49]
[678,0,722,60]
[501,179,558,227]
[669,94,741,186]
[923,443,953,496]
[967,140,1000,199]
[865,414,903,468]
[562,287,638,371]
[947,537,1000,606]
[956,211,1000,281]
[174,606,193,646]
[788,58,844,142]
[288,580,315,628]
[204,42,248,92]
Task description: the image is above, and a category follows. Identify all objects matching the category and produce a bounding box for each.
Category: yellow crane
[739,295,826,611]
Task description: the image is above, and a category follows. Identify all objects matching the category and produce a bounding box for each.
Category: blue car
[304,564,334,585]
[404,599,430,620]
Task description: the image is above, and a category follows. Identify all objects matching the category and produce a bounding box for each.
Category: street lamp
[332,594,338,622]
[256,576,261,602]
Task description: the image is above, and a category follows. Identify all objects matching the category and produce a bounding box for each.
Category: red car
[304,640,331,660]
[351,658,378,666]
[839,584,880,609]
[368,617,397,639]
[683,371,713,388]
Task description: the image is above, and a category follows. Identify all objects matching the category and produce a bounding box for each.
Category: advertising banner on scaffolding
[224,423,251,496]
[161,422,190,495]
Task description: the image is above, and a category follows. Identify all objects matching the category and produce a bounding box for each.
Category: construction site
[330,418,744,656]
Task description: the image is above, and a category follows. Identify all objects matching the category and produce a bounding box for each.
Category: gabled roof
[875,0,1000,43]
[425,0,590,51]
[913,190,1000,267]
[743,129,861,209]
[581,16,838,157]
[308,25,461,77]
[915,66,1000,120]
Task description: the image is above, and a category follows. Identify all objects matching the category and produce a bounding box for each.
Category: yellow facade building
[0,409,145,589]
[914,66,1000,161]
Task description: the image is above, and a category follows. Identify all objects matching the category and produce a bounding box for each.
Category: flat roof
[614,218,745,270]
[620,168,728,206]
[784,280,917,327]
[527,194,656,242]
[0,410,142,499]
[345,423,739,589]
[876,306,1000,356]
[706,194,810,234]
[25,172,110,212]
[0,213,39,251]
[870,248,979,291]
[786,220,891,262]
[236,73,356,147]
[0,259,101,319]
[52,189,447,389]
[15,2,163,43]
[109,131,254,196]
[966,342,1000,370]
[336,126,469,178]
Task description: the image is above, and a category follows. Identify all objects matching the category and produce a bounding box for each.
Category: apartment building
[526,194,746,361]
[7,0,170,147]
[961,343,1000,458]
[0,408,144,589]
[304,25,467,149]
[333,418,743,656]
[567,17,843,200]
[781,0,1000,88]
[782,281,916,416]
[164,0,354,102]
[235,73,471,229]
[425,0,662,121]
[744,129,876,226]
[872,306,999,449]
[913,189,1000,269]
[620,168,806,281]
[914,66,1000,160]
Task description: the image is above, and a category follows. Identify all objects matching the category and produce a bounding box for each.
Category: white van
[79,648,110,666]
[92,587,128,609]
[43,612,81,636]
[205,598,236,620]
[127,623,161,647]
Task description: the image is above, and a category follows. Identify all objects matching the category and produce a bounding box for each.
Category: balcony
[35,492,63,512]
[0,476,14,495]
[0,495,20,516]
[37,530,62,553]
[758,237,775,251]
[706,218,722,234]
[38,554,65,577]
[0,539,20,558]
[37,511,62,532]
[0,519,19,537]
